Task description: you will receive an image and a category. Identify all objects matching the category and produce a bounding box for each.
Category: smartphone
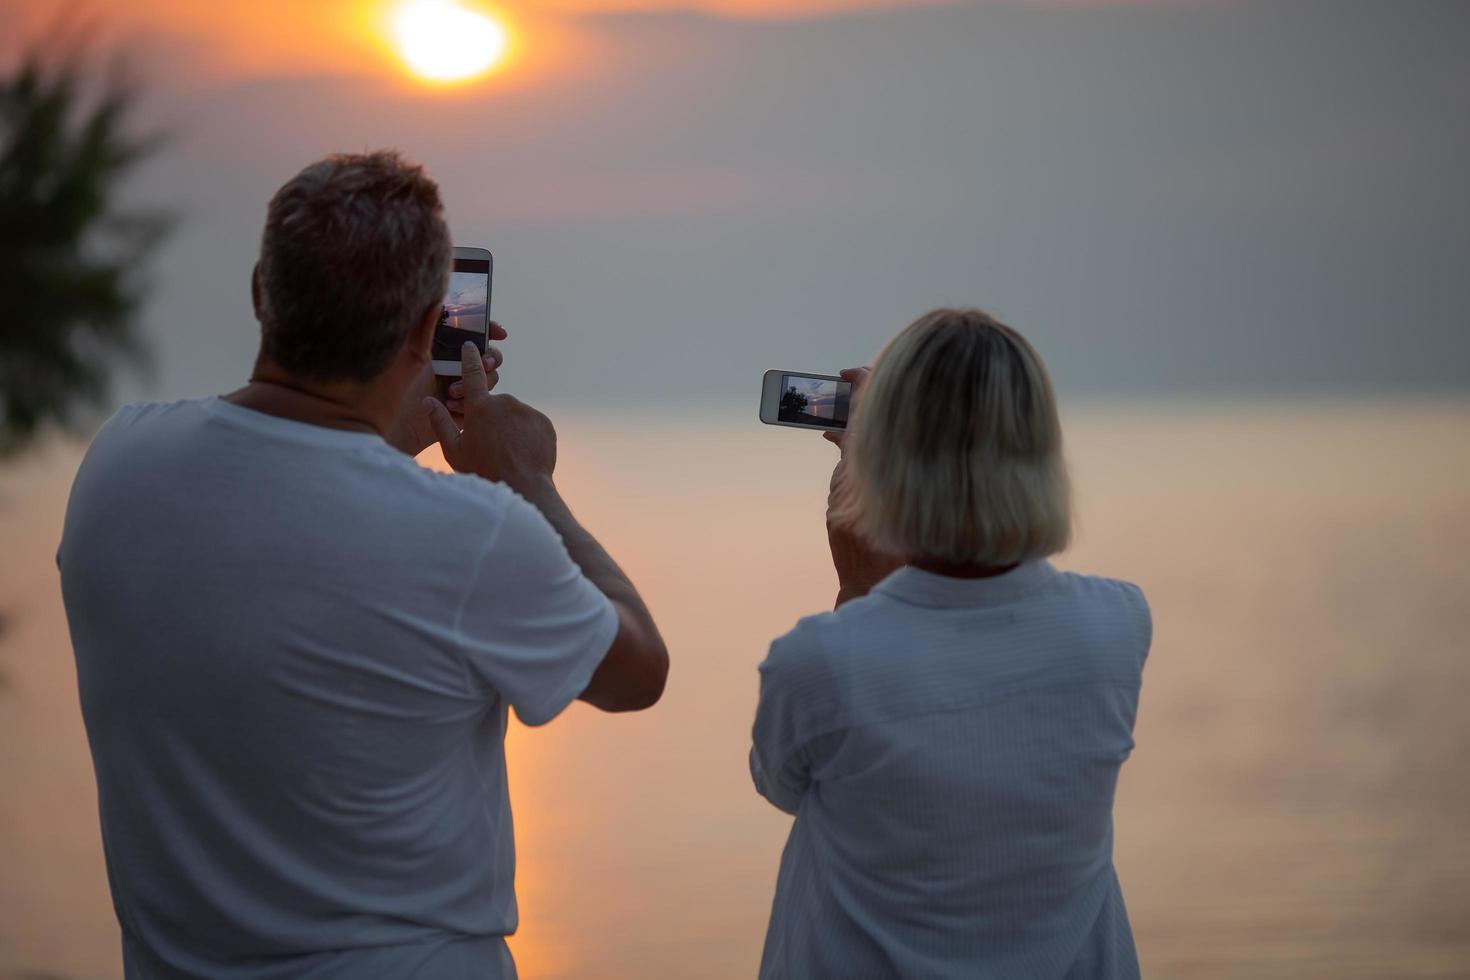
[431,246,493,376]
[759,369,853,431]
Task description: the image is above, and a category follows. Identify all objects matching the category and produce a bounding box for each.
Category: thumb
[460,341,489,398]
[423,397,461,455]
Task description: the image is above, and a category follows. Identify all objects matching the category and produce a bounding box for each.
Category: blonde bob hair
[836,308,1071,566]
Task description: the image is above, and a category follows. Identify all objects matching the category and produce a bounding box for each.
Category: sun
[392,0,508,84]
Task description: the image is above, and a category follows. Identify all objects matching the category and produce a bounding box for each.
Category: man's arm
[514,476,668,711]
[425,342,668,713]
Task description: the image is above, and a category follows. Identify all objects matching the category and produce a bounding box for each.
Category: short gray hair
[837,308,1071,565]
[257,150,451,381]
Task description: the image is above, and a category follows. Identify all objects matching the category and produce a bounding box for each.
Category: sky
[445,271,490,317]
[5,0,1467,408]
[785,377,842,417]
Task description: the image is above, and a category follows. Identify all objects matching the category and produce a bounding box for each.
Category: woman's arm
[822,366,907,607]
[750,627,845,814]
[826,466,906,607]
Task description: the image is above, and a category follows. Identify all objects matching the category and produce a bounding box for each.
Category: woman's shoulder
[762,586,911,687]
[764,610,838,674]
[769,590,888,655]
[1048,569,1153,657]
[1051,568,1148,607]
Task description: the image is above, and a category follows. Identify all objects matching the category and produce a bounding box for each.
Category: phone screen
[432,257,491,362]
[778,373,853,428]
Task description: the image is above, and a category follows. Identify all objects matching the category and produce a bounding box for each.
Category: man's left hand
[388,321,507,457]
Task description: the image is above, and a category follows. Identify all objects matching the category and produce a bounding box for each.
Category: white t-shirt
[57,397,618,979]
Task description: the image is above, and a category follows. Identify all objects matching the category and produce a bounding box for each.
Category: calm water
[2,401,1468,979]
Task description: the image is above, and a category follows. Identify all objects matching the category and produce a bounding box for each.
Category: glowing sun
[393,0,507,83]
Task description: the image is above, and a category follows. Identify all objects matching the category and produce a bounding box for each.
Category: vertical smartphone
[431,246,493,376]
[758,369,853,431]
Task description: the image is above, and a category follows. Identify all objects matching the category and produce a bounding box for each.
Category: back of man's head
[256,150,451,382]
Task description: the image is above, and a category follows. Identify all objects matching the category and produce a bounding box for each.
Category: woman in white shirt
[751,308,1151,979]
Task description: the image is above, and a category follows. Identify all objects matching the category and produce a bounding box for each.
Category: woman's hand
[823,367,906,608]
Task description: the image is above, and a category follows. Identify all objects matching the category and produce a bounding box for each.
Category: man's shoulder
[89,397,521,526]
[95,397,207,436]
[72,399,211,476]
[402,466,529,536]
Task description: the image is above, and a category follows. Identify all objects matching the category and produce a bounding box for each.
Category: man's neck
[224,362,386,437]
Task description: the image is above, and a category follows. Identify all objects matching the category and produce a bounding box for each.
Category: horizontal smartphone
[759,369,853,431]
[432,246,493,376]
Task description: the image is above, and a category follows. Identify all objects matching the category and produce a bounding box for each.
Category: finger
[445,397,465,414]
[488,321,508,341]
[823,430,846,448]
[423,398,461,453]
[484,346,503,370]
[447,372,488,398]
[484,366,500,392]
[839,366,871,385]
[460,341,490,402]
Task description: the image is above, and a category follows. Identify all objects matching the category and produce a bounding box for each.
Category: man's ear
[251,264,264,322]
[406,302,438,363]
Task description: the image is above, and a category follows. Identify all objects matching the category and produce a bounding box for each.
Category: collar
[870,560,1059,609]
[202,396,390,452]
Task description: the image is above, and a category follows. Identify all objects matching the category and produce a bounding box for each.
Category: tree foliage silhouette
[781,387,808,416]
[0,43,170,457]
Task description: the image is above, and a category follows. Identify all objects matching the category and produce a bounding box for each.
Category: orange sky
[3,0,984,86]
[1,0,1194,91]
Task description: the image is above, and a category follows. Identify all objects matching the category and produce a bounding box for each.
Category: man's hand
[388,321,507,458]
[424,340,556,492]
[441,318,506,416]
[823,366,906,607]
[428,339,669,714]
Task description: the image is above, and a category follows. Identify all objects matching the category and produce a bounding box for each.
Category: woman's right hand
[823,368,906,607]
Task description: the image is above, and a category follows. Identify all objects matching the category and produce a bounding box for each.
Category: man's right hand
[424,341,557,491]
[427,343,668,713]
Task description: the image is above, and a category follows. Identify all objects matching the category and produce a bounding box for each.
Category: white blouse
[751,561,1151,979]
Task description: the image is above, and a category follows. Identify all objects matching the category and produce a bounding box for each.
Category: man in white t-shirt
[57,150,669,979]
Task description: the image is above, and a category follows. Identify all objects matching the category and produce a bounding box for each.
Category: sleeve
[1121,580,1152,669]
[456,493,620,727]
[56,402,150,570]
[749,620,845,815]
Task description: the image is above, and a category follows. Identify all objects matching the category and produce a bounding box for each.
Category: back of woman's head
[840,308,1071,566]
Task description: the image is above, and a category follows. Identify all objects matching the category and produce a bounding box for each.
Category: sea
[2,400,1467,979]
